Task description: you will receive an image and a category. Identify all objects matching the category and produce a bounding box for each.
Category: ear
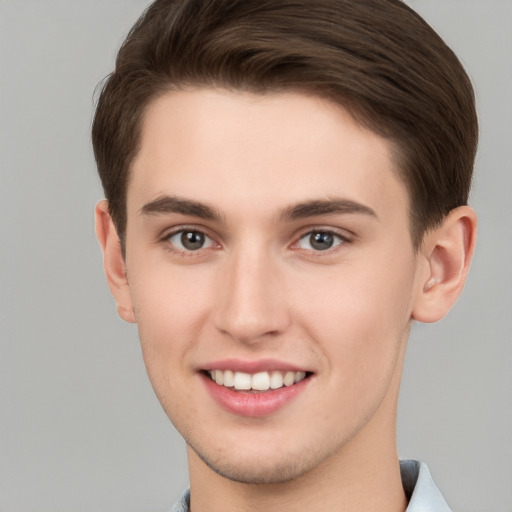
[412,206,477,323]
[95,200,136,323]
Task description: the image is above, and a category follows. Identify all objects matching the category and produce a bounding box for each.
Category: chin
[188,438,322,485]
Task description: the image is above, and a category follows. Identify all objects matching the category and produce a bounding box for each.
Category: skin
[96,88,476,512]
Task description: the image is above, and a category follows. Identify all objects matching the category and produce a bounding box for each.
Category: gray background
[0,1,511,511]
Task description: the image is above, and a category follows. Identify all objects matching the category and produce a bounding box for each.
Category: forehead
[128,88,408,221]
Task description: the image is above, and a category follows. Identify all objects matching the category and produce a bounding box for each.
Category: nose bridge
[213,242,289,343]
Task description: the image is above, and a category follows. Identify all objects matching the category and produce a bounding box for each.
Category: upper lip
[200,358,310,374]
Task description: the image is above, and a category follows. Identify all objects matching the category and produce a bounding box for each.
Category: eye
[296,230,345,251]
[166,229,215,252]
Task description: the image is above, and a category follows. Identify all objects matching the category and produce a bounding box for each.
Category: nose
[213,248,291,345]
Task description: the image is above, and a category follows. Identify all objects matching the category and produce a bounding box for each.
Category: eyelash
[160,226,352,256]
[161,226,219,257]
[293,229,350,253]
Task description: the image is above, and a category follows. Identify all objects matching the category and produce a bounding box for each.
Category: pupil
[181,231,204,250]
[310,232,333,250]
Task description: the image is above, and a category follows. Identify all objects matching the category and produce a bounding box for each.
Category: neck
[188,450,406,512]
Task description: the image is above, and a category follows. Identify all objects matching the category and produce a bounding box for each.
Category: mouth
[200,360,313,416]
[205,369,310,392]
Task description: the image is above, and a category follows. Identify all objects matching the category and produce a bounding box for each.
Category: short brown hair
[92,0,478,250]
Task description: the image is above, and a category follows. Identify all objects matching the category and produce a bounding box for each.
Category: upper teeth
[208,370,306,391]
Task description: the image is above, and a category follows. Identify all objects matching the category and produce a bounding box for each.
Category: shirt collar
[401,459,452,512]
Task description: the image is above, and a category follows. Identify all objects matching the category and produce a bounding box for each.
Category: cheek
[294,253,416,378]
[127,262,214,376]
[130,257,213,326]
[128,266,213,427]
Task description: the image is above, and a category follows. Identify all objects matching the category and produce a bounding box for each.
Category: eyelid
[158,224,353,255]
[290,226,353,251]
[160,225,221,254]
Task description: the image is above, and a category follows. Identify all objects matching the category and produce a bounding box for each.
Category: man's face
[122,88,424,483]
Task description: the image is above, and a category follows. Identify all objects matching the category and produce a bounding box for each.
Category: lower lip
[201,373,311,417]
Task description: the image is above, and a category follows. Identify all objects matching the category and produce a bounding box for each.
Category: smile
[201,360,313,416]
[207,369,308,391]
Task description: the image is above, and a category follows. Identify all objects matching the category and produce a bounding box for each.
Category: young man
[93,1,477,510]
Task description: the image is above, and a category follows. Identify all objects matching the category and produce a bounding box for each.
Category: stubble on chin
[186,438,328,485]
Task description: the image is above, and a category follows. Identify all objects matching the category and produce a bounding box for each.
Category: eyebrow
[140,195,377,223]
[280,198,377,221]
[140,195,221,221]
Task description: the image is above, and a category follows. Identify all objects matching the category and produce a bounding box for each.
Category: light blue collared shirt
[400,460,451,511]
[171,460,451,512]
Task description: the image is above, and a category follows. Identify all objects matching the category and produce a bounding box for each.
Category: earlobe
[95,200,136,323]
[412,206,477,323]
